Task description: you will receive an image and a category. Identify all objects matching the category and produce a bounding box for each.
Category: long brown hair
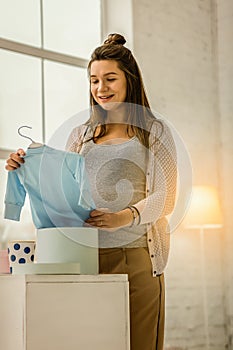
[86,33,162,148]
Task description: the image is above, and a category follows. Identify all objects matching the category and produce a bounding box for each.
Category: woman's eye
[107,78,116,82]
[91,80,98,84]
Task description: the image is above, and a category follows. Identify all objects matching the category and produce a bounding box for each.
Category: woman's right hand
[5,149,26,171]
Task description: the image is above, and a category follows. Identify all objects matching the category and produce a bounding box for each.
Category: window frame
[0,37,89,155]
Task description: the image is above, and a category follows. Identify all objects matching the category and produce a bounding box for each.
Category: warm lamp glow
[184,186,223,228]
[184,186,223,349]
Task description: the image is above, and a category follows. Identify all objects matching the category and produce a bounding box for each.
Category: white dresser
[0,274,130,350]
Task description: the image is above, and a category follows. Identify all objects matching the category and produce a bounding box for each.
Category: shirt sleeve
[4,171,27,221]
[66,124,96,209]
[134,120,177,225]
[75,156,96,210]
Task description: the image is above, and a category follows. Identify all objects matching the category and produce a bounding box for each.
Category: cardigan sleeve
[134,120,177,225]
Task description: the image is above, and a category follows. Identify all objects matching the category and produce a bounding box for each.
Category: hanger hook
[18,126,35,143]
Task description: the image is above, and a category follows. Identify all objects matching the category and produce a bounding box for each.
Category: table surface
[0,273,128,283]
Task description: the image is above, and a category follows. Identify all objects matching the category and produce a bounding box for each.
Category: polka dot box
[7,240,36,273]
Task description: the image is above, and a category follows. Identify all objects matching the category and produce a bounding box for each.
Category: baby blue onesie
[4,145,95,228]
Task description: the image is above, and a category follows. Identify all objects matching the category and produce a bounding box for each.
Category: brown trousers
[99,247,165,350]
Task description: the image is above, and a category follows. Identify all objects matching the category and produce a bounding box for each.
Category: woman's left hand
[84,208,133,231]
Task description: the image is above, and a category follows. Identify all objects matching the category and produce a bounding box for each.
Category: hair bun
[104,33,126,46]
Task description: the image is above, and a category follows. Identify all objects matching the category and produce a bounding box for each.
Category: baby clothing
[4,145,95,229]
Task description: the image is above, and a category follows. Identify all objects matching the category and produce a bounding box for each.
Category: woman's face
[90,60,127,110]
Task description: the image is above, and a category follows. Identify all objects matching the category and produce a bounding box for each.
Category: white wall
[217,0,233,347]
[132,0,232,348]
[133,0,220,186]
[101,0,133,49]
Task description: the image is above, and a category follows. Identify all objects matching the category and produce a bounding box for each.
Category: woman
[6,33,177,350]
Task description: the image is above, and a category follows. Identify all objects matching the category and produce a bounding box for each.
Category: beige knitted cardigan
[66,118,177,276]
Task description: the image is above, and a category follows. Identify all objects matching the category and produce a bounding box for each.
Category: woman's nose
[98,80,108,92]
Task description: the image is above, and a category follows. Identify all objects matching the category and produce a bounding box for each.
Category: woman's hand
[5,149,26,171]
[85,208,133,232]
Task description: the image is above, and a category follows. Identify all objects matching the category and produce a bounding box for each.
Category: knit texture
[66,116,177,275]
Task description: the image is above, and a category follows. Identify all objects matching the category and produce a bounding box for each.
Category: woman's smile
[98,94,115,102]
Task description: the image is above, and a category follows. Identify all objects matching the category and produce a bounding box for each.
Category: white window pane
[43,0,101,58]
[0,0,41,46]
[44,60,89,148]
[0,49,42,150]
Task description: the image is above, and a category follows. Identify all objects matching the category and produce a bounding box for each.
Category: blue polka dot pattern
[8,241,36,268]
[19,258,26,264]
[14,243,20,250]
[24,247,31,254]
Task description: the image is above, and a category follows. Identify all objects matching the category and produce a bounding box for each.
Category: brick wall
[133,0,232,348]
[216,0,233,348]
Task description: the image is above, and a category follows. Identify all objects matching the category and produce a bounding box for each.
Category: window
[0,0,101,243]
